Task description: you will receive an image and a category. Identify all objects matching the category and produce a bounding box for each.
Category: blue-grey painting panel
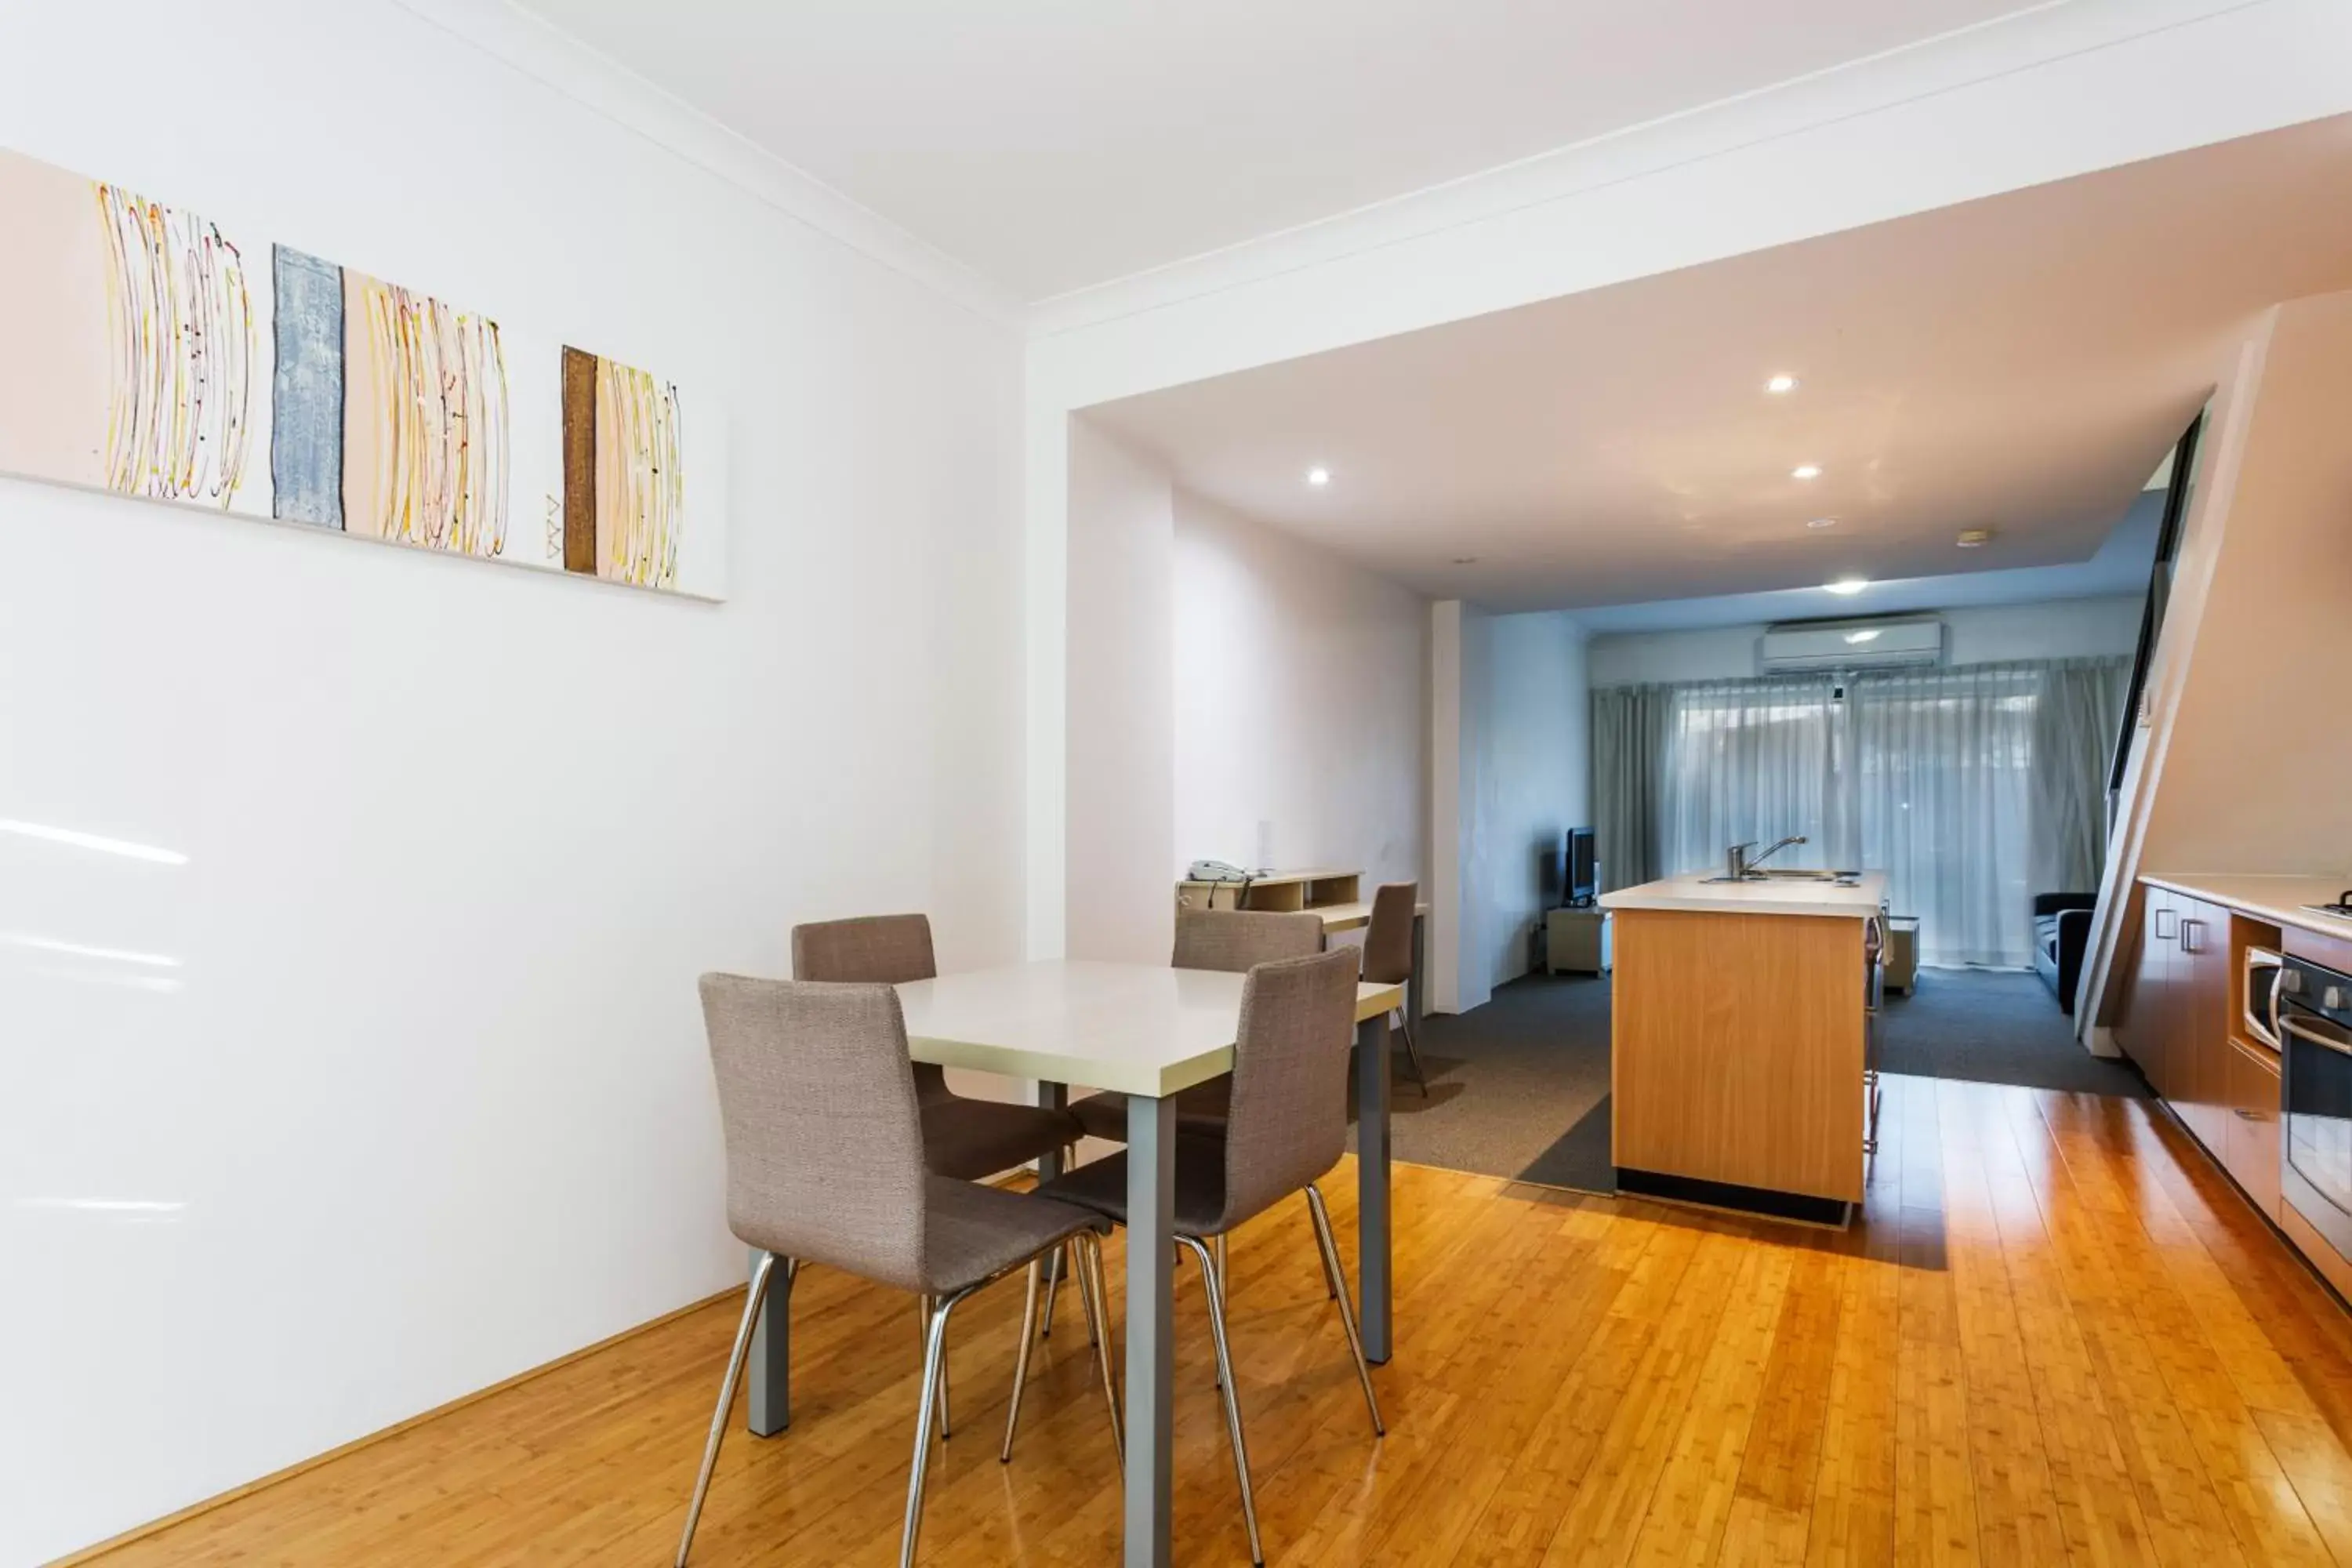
[271,246,343,528]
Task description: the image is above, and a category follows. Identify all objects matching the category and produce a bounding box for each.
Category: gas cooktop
[2303,892,2352,920]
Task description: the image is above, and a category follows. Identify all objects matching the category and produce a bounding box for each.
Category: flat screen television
[1566,826,1598,906]
[1541,828,1600,908]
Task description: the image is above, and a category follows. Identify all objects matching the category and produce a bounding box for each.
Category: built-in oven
[2279,952,2352,1259]
[2246,946,2285,1050]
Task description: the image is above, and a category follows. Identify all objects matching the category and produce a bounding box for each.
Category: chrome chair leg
[1305,1184,1385,1437]
[1178,1235,1264,1566]
[1001,1235,1123,1471]
[1075,1231,1123,1471]
[1210,1231,1232,1387]
[915,1296,950,1439]
[676,1250,782,1568]
[1394,1010,1431,1097]
[999,1260,1043,1464]
[902,1287,973,1568]
[1041,1245,1062,1338]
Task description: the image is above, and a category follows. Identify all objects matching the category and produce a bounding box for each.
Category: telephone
[1187,859,1254,883]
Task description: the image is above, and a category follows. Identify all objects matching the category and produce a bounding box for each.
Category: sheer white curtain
[1845,663,2040,967]
[1628,659,2122,969]
[1660,677,1837,879]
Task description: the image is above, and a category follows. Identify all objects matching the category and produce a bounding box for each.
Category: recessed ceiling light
[1956,528,1991,548]
[1844,629,1882,644]
[1791,463,1823,481]
[1806,517,1838,530]
[1766,374,1799,394]
[1306,466,1331,487]
[1824,577,1870,596]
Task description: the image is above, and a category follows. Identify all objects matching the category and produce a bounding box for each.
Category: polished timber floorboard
[87,1077,2352,1567]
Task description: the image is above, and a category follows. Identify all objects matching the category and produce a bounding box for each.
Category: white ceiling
[1086,116,2352,614]
[1570,491,2162,636]
[513,0,2043,302]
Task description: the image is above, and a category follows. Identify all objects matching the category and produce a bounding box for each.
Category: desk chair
[794,913,1087,1425]
[680,975,1120,1568]
[1065,907,1327,1293]
[1027,949,1385,1567]
[1361,882,1428,1096]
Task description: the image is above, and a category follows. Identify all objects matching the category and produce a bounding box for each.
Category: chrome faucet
[1726,835,1808,880]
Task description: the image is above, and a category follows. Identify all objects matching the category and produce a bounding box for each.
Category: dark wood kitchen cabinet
[2117,884,2230,1155]
[2175,900,2230,1151]
[2119,887,2177,1098]
[2223,1035,2282,1221]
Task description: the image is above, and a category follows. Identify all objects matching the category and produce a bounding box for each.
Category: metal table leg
[1355,1011,1394,1363]
[1410,912,1426,1029]
[1037,1080,1068,1330]
[746,1243,789,1436]
[1124,1092,1177,1568]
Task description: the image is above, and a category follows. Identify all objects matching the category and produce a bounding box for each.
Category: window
[1657,664,2070,967]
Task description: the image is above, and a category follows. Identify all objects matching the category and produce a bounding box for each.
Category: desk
[741,960,1404,1568]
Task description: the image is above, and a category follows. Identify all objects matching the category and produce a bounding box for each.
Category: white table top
[895,959,1405,1098]
[1599,871,1889,920]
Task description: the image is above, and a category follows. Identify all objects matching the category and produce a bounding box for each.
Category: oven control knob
[2328,986,2347,1011]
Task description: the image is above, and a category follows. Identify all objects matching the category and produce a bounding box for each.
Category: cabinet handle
[2181,918,2205,954]
[2233,1107,2271,1121]
[2154,908,2178,939]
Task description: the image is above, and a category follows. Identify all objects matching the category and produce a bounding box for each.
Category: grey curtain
[2028,656,2132,895]
[1591,684,1673,892]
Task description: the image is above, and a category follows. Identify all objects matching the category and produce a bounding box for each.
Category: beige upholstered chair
[1361,882,1428,1095]
[793,914,1086,1178]
[1027,949,1385,1567]
[797,914,1096,1386]
[1066,907,1327,1142]
[679,975,1120,1568]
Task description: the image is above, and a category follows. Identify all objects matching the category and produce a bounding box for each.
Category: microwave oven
[2246,946,2284,1050]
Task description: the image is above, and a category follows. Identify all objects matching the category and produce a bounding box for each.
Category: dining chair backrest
[1360,882,1417,985]
[1171,906,1325,973]
[1214,948,1363,1229]
[698,972,930,1293]
[791,913,948,1101]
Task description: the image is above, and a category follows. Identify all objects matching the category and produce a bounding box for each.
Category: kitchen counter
[2139,873,2352,944]
[1600,872,1889,920]
[1606,869,1885,1225]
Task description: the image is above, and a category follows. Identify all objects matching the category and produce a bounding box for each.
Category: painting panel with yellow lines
[0,143,727,599]
[558,344,721,596]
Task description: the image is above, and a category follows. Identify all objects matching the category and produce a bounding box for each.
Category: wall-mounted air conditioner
[1758,615,1944,672]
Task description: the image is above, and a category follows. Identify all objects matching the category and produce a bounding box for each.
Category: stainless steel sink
[1699,869,1860,885]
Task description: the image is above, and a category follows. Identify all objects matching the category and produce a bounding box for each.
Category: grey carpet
[1360,965,2144,1196]
[1877,969,2150,1098]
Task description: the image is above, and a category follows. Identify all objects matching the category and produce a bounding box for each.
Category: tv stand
[1545,907,1611,975]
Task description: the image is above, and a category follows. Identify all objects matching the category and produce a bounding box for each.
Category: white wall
[0,5,1022,1560]
[1472,614,1592,999]
[2080,296,2352,1034]
[1587,595,2143,686]
[1066,422,1176,962]
[1428,608,1590,1011]
[1171,491,1427,889]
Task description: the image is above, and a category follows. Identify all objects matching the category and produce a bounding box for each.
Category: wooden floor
[87,1076,2352,1566]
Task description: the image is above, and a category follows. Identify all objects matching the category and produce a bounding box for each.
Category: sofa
[2033,893,2099,1013]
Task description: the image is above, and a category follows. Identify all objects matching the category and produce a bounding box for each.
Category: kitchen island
[1598,871,1888,1225]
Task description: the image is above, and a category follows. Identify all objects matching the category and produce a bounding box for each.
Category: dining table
[736,957,1404,1568]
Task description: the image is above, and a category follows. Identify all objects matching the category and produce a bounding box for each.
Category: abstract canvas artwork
[562,346,684,590]
[0,146,726,598]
